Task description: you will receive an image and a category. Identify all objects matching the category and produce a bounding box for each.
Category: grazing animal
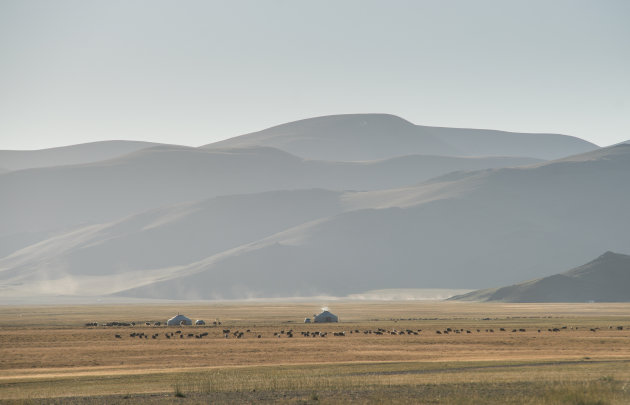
[115,334,121,338]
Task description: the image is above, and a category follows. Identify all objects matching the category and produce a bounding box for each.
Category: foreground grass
[2,378,629,404]
[3,360,630,404]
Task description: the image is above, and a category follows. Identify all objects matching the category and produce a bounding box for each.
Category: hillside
[0,189,346,296]
[205,114,598,161]
[450,252,630,302]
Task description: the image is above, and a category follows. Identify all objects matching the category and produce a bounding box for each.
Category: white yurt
[313,310,338,323]
[195,320,206,325]
[167,314,192,326]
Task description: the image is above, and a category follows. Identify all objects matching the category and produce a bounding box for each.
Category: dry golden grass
[1,301,630,403]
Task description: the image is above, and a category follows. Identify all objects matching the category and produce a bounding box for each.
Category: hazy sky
[1,0,629,150]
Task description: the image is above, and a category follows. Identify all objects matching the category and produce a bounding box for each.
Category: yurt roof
[168,314,191,321]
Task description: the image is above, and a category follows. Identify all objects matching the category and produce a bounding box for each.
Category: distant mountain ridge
[0,140,167,171]
[450,252,630,302]
[205,114,598,161]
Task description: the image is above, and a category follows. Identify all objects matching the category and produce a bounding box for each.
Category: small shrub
[174,383,186,398]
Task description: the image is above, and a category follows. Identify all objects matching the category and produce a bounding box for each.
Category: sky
[1,0,629,150]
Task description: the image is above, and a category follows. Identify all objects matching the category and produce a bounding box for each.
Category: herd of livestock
[91,322,626,341]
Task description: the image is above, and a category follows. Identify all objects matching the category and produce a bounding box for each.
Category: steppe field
[2,301,630,404]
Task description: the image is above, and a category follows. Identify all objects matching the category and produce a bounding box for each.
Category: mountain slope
[0,145,538,257]
[450,252,630,302]
[0,189,345,296]
[117,145,630,299]
[0,140,166,171]
[205,114,598,161]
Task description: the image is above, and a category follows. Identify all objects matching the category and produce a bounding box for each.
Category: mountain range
[1,113,627,301]
[0,145,539,258]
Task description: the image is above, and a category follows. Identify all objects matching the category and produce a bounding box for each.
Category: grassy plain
[1,301,630,404]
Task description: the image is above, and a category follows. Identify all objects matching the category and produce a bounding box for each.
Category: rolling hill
[449,252,630,302]
[205,113,598,161]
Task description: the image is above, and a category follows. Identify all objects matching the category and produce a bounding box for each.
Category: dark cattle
[115,334,121,338]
